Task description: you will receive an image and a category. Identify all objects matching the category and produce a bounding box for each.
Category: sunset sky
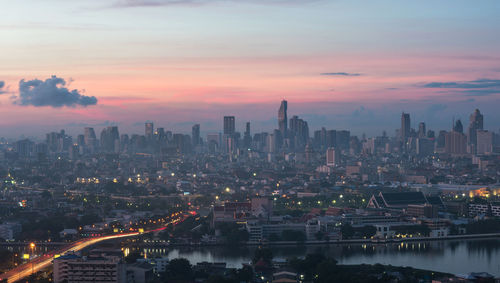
[1,0,500,138]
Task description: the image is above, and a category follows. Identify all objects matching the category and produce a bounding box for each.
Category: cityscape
[1,1,500,283]
[0,100,499,282]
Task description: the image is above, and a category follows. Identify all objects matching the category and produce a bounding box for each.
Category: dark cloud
[320,72,361,77]
[15,76,98,107]
[420,78,500,97]
[420,79,500,89]
[0,81,5,94]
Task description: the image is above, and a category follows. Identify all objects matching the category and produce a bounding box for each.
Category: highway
[0,227,167,283]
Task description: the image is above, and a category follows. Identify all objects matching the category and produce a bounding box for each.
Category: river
[136,238,500,276]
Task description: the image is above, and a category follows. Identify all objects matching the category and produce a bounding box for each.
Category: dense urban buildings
[0,101,499,283]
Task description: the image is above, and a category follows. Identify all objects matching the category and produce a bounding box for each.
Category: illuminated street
[0,226,171,283]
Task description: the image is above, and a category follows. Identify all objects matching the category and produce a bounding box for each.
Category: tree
[341,224,354,239]
[167,258,192,280]
[236,265,254,282]
[315,258,339,283]
[124,251,142,264]
[252,247,273,265]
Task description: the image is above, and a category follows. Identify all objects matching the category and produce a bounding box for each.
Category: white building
[53,253,126,283]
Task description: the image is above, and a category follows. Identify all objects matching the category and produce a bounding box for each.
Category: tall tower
[192,124,200,147]
[223,116,235,136]
[278,100,288,139]
[244,122,252,148]
[468,109,484,151]
[401,112,411,141]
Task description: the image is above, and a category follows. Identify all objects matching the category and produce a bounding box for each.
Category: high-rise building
[243,122,252,148]
[326,147,340,166]
[468,109,484,152]
[100,126,120,153]
[401,112,411,141]
[223,116,235,136]
[418,122,426,138]
[156,127,165,141]
[445,131,467,155]
[289,115,309,149]
[336,130,350,152]
[278,100,288,139]
[476,130,493,155]
[145,122,154,139]
[192,124,200,147]
[454,119,463,133]
[326,130,336,148]
[84,127,97,153]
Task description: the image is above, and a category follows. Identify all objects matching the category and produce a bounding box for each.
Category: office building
[326,147,340,166]
[445,130,467,155]
[145,122,154,139]
[192,124,200,147]
[476,130,493,155]
[401,112,411,141]
[223,116,235,136]
[468,109,484,152]
[53,254,126,283]
[418,122,426,138]
[278,100,288,139]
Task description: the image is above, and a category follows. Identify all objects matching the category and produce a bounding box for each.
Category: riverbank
[140,232,500,247]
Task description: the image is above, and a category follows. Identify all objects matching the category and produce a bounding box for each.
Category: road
[0,227,166,283]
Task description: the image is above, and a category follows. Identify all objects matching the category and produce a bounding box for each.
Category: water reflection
[128,238,500,276]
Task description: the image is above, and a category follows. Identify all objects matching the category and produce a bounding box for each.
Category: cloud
[420,78,500,97]
[461,89,500,96]
[320,72,361,77]
[420,79,500,89]
[0,81,5,94]
[15,76,98,107]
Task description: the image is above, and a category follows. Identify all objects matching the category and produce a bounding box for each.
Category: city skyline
[1,1,500,137]
[0,102,497,141]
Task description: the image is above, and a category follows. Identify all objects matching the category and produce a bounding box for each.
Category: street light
[30,242,35,276]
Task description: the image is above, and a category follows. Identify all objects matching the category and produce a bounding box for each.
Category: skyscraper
[289,115,309,149]
[192,124,200,147]
[418,122,426,138]
[401,112,411,141]
[100,126,120,153]
[145,122,154,138]
[243,122,252,148]
[454,119,463,133]
[468,109,484,152]
[476,130,493,155]
[223,116,235,136]
[278,100,288,139]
